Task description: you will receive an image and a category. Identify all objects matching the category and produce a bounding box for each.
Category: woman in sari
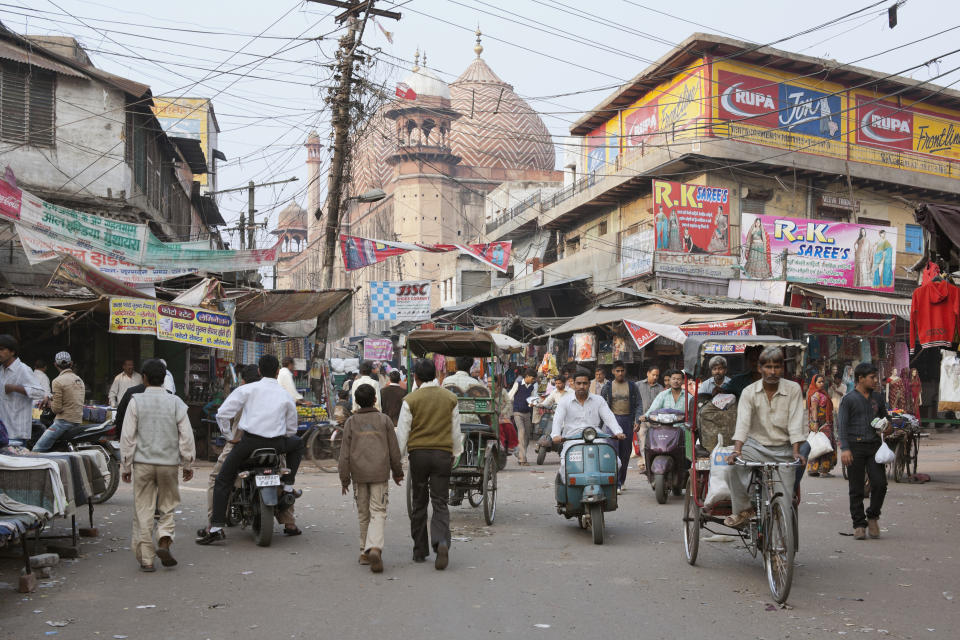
[908,368,922,416]
[807,374,837,477]
[872,230,894,289]
[743,218,772,278]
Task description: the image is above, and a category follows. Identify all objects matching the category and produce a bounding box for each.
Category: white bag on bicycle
[875,437,895,465]
[704,436,735,508]
[806,430,833,460]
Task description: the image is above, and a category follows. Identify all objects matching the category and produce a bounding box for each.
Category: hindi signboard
[108,298,158,335]
[155,302,234,350]
[363,338,394,361]
[652,179,730,255]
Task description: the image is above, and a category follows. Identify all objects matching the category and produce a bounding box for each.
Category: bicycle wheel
[764,495,796,605]
[910,435,919,476]
[893,440,906,483]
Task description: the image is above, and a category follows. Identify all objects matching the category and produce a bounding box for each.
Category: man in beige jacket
[33,351,85,452]
[120,359,195,572]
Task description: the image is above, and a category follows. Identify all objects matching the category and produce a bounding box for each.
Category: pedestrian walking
[636,365,663,473]
[350,361,382,412]
[380,370,407,427]
[339,384,404,573]
[836,362,889,540]
[119,359,195,572]
[396,359,462,570]
[508,367,537,465]
[600,361,642,493]
[0,334,46,446]
[806,373,836,477]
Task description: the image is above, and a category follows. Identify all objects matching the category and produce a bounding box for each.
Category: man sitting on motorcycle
[724,347,807,528]
[196,354,304,545]
[551,368,625,483]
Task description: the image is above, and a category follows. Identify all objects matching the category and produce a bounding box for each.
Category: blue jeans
[32,419,79,452]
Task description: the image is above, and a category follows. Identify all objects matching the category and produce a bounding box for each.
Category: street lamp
[314,189,387,220]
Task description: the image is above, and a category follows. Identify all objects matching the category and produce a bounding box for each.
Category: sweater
[338,407,402,486]
[404,386,459,453]
[380,384,407,426]
[511,380,536,414]
[120,388,195,471]
[910,280,960,351]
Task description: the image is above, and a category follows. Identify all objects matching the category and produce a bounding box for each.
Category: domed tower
[272,201,307,254]
[304,130,324,244]
[448,30,555,172]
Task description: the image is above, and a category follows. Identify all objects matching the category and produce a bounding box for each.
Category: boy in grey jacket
[339,384,404,573]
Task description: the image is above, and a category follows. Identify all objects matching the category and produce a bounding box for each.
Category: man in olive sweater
[396,358,463,570]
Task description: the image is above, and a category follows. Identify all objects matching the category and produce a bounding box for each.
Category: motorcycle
[554,427,618,545]
[31,419,120,504]
[643,410,688,504]
[227,447,296,547]
[534,407,561,465]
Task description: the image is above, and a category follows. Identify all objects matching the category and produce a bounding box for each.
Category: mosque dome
[275,201,307,233]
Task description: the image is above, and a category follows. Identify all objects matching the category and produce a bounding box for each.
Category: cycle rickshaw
[680,335,806,604]
[404,329,522,525]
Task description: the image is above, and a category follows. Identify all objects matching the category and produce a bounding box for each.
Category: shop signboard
[680,318,756,354]
[652,179,730,255]
[155,302,235,350]
[108,298,158,335]
[655,253,738,279]
[363,338,394,361]
[369,280,431,321]
[740,213,898,293]
[619,228,654,280]
[152,97,212,186]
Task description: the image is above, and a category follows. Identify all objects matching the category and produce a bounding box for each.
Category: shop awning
[792,285,911,320]
[0,296,67,318]
[545,304,738,337]
[233,289,353,323]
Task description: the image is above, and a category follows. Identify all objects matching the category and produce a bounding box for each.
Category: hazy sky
[5,0,958,248]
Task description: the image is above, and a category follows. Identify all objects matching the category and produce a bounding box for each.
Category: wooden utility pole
[308,0,400,290]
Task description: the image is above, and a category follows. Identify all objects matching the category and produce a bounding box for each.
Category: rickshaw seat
[461,422,493,434]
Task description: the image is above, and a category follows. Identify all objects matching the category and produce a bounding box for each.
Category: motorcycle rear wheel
[654,473,668,504]
[252,492,274,547]
[90,452,120,504]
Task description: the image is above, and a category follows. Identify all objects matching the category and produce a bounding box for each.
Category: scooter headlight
[582,427,597,443]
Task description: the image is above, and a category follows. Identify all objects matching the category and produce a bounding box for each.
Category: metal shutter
[1,61,27,143]
[27,69,55,147]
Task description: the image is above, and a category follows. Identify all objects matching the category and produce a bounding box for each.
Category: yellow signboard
[155,302,234,350]
[108,298,157,335]
[151,97,210,186]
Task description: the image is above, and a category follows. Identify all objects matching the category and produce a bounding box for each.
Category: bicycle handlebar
[732,459,802,467]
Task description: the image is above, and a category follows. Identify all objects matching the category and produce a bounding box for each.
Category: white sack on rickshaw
[704,435,735,509]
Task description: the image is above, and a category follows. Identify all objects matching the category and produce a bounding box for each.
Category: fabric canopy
[915,203,960,254]
[792,285,911,320]
[546,304,736,337]
[232,289,352,323]
[406,329,518,357]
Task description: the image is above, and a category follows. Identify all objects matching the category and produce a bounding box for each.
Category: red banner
[623,320,662,351]
[340,235,511,273]
[0,178,22,220]
[680,318,755,338]
[395,82,417,101]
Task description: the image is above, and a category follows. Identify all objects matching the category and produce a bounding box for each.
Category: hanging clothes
[938,350,960,412]
[860,339,872,364]
[894,342,910,374]
[887,373,908,412]
[910,279,960,352]
[908,369,922,415]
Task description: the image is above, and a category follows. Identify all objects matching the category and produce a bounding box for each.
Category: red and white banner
[623,318,756,353]
[395,82,417,100]
[340,235,511,273]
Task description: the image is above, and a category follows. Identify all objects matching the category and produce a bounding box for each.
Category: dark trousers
[408,449,453,557]
[614,414,633,488]
[210,432,303,527]
[846,439,887,529]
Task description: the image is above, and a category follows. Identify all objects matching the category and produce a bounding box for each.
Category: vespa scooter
[554,427,618,544]
[643,409,688,504]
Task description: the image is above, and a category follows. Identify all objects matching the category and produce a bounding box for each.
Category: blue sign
[778,85,841,139]
[904,224,924,254]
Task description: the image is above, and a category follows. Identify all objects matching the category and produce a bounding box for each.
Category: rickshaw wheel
[482,452,497,525]
[589,503,604,545]
[467,488,483,508]
[682,476,700,565]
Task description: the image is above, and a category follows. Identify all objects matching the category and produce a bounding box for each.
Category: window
[0,61,55,147]
[598,220,607,236]
[904,224,924,254]
[817,208,849,223]
[858,217,888,227]
[741,198,765,215]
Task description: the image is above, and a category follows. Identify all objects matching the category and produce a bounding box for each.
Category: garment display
[908,369,922,415]
[938,350,960,412]
[860,339,872,365]
[894,342,910,375]
[887,372,907,412]
[910,279,960,352]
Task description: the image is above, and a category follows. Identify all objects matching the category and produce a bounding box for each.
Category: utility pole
[307,0,400,290]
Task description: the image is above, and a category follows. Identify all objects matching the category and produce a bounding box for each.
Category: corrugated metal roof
[791,285,911,320]
[0,40,88,78]
[170,137,208,174]
[607,287,810,315]
[441,274,590,313]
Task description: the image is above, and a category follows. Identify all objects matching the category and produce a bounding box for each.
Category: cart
[680,335,806,605]
[404,329,522,525]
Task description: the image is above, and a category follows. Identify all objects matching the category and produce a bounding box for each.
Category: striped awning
[792,286,911,320]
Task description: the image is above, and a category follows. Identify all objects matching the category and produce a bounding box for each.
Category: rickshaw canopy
[406,329,523,358]
[683,335,806,378]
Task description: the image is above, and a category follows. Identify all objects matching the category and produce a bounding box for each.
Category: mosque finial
[422,51,427,68]
[474,27,483,58]
[412,48,420,72]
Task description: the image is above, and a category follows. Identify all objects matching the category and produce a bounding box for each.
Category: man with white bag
[836,363,889,541]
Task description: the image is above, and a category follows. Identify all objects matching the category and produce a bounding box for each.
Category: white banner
[369,281,431,321]
[620,228,654,280]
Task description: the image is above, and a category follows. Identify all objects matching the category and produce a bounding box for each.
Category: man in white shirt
[0,335,46,445]
[109,359,142,407]
[350,360,381,412]
[197,354,304,545]
[551,368,625,478]
[278,357,304,403]
[33,359,51,398]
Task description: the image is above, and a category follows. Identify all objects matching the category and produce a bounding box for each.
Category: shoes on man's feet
[412,553,427,563]
[368,548,383,573]
[867,518,881,538]
[283,487,303,498]
[139,562,156,573]
[156,536,177,567]
[808,471,820,477]
[853,527,867,540]
[196,527,208,538]
[195,529,226,545]
[359,552,370,565]
[723,509,756,529]
[435,542,449,571]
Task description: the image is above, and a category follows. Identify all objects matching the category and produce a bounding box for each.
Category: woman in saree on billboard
[743,217,772,278]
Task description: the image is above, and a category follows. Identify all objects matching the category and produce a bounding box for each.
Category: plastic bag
[806,430,833,460]
[704,436,735,508]
[875,438,895,464]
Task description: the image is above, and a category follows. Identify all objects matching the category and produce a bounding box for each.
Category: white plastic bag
[806,430,833,460]
[875,437,895,465]
[704,436,735,508]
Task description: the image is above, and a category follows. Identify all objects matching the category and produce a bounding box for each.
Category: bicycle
[302,421,343,473]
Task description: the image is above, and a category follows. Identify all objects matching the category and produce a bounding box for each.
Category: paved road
[2,432,959,639]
